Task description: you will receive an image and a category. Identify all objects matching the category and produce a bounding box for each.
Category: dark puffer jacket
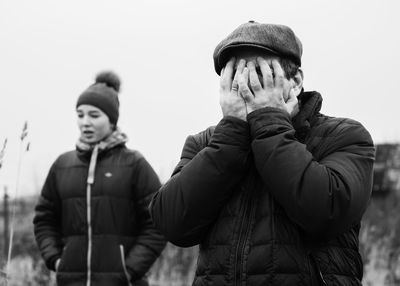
[150,91,375,286]
[34,145,166,286]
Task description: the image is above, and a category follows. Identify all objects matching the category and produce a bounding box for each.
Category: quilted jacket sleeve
[125,155,167,281]
[248,107,375,238]
[33,160,63,271]
[149,117,251,247]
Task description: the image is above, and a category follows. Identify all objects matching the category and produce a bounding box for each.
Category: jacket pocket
[56,236,86,272]
[120,245,132,285]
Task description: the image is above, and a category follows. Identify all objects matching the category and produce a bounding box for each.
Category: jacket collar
[292,91,323,142]
[76,129,128,157]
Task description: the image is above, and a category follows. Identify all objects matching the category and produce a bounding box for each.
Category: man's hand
[238,58,299,117]
[219,58,248,121]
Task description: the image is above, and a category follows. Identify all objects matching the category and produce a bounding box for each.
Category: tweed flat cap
[213,21,303,75]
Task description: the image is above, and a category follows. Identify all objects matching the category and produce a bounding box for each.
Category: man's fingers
[286,88,299,117]
[257,57,274,89]
[238,68,253,101]
[224,57,236,79]
[243,66,249,85]
[220,57,235,90]
[231,59,246,93]
[271,59,284,89]
[236,59,246,73]
[231,79,239,92]
[286,88,297,104]
[247,62,262,93]
[237,67,248,89]
[234,59,246,81]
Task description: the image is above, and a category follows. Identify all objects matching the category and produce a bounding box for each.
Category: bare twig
[4,121,29,285]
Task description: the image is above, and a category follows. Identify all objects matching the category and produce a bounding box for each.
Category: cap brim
[217,43,279,75]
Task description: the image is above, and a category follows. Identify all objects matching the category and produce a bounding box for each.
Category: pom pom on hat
[95,71,121,92]
[76,70,121,125]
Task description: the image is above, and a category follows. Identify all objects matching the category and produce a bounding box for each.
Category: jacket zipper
[239,199,255,285]
[233,190,254,286]
[86,184,92,286]
[86,145,99,286]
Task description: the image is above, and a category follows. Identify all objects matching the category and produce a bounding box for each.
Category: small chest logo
[104,172,113,178]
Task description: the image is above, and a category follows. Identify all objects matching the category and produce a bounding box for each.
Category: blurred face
[76,105,114,143]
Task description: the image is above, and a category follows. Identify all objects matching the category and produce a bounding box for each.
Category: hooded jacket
[34,141,166,286]
[150,91,375,285]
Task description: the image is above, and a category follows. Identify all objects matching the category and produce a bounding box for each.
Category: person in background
[150,21,375,285]
[33,71,166,286]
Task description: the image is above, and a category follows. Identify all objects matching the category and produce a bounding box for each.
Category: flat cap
[213,21,303,75]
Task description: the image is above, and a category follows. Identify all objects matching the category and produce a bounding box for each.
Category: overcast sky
[0,0,399,197]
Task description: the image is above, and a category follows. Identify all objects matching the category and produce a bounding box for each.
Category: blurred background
[0,0,399,285]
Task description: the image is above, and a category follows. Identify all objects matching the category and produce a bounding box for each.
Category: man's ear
[291,68,304,97]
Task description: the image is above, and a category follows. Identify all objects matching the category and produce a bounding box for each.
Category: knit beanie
[76,71,121,125]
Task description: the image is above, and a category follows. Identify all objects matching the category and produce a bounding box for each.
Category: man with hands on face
[220,55,301,120]
[150,21,375,286]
